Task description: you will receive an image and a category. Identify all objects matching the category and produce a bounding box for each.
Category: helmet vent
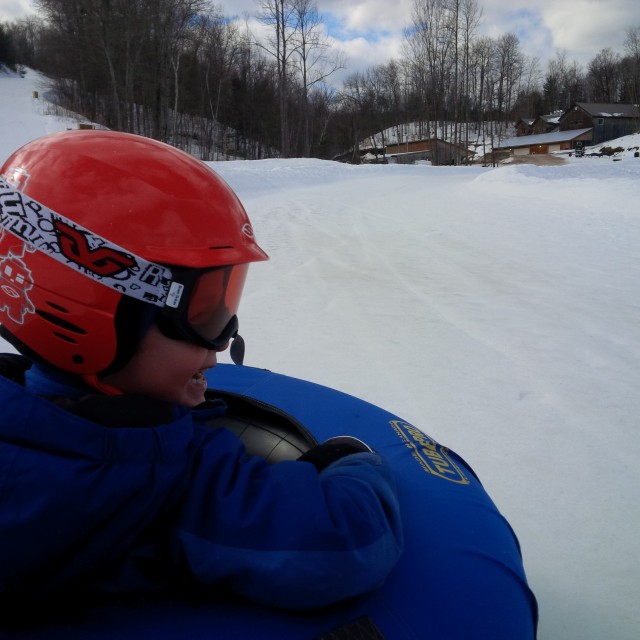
[53,332,79,344]
[46,301,71,314]
[36,310,87,335]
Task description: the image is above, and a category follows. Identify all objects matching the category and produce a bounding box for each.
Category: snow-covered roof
[574,103,640,119]
[497,128,592,149]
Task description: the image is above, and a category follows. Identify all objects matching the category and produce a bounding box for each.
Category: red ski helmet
[0,130,268,374]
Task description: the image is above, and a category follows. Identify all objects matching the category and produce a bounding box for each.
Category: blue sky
[2,0,638,81]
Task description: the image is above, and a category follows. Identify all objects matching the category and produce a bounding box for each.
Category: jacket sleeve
[172,427,403,610]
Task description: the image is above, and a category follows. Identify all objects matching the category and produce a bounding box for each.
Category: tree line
[2,0,639,162]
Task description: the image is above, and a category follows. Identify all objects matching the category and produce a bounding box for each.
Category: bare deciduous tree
[256,0,300,156]
[291,0,345,156]
[587,48,622,102]
[622,25,640,105]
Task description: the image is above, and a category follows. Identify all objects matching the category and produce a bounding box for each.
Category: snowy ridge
[474,158,640,182]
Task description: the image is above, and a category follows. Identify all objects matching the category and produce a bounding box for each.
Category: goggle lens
[187,264,247,342]
[158,263,249,349]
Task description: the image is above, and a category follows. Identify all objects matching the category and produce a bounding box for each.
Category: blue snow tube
[12,364,537,639]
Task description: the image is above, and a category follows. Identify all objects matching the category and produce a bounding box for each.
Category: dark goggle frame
[156,263,248,350]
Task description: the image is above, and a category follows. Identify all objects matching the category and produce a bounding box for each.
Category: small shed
[496,128,592,156]
[385,138,473,165]
[531,113,561,135]
[515,118,535,136]
[515,114,561,137]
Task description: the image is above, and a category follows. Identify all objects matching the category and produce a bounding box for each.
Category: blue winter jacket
[0,356,403,609]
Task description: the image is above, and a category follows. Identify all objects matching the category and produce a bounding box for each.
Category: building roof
[497,128,592,149]
[574,103,640,118]
[538,111,563,122]
[385,138,473,155]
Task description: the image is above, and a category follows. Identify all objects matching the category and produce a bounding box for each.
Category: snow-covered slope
[2,69,640,640]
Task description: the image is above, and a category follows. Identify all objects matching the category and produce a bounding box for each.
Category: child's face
[101,324,225,407]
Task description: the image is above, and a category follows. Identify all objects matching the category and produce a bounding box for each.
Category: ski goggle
[156,263,249,350]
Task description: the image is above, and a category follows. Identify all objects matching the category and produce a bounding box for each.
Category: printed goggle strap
[0,176,173,308]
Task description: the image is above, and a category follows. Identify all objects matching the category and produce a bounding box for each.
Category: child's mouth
[191,370,207,388]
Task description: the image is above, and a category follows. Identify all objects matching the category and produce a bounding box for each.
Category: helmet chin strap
[230,334,245,366]
[82,373,124,396]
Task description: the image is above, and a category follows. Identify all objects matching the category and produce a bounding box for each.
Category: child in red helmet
[0,132,402,611]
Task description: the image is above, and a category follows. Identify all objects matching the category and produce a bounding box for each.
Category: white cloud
[319,0,638,75]
[220,0,258,20]
[0,0,35,22]
[319,0,413,35]
[328,32,405,85]
[3,0,638,80]
[543,1,633,59]
[480,0,637,68]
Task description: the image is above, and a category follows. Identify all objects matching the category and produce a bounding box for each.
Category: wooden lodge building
[515,112,562,137]
[504,102,640,156]
[384,138,473,165]
[497,128,592,156]
[339,102,638,164]
[559,102,640,145]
